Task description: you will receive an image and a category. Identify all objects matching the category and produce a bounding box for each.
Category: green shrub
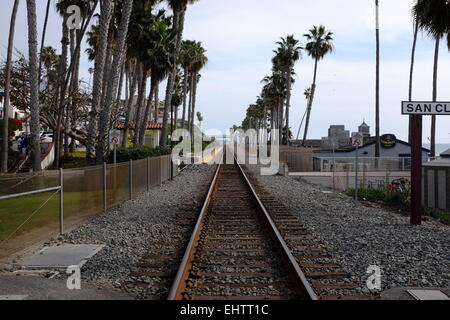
[383,192,401,203]
[346,188,403,203]
[108,146,171,163]
[346,188,386,201]
[423,207,450,225]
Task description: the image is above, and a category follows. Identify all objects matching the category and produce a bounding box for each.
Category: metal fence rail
[313,157,434,172]
[0,155,177,257]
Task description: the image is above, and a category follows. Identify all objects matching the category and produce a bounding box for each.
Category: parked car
[40,132,54,143]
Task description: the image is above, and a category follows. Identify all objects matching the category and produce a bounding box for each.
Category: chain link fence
[0,155,176,259]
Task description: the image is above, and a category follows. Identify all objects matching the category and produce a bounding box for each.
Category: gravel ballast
[50,164,216,296]
[249,165,450,293]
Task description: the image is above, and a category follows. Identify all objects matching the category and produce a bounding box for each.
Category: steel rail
[233,153,318,300]
[168,147,317,300]
[167,158,223,300]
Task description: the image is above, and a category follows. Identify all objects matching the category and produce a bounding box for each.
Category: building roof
[291,139,322,148]
[441,148,450,158]
[116,123,163,130]
[359,121,369,128]
[315,136,430,153]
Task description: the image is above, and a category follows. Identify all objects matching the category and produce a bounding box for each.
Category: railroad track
[126,149,368,300]
[168,152,317,300]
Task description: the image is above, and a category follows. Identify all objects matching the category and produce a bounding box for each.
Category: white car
[40,133,53,143]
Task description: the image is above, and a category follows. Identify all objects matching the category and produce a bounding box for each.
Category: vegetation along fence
[0,155,176,259]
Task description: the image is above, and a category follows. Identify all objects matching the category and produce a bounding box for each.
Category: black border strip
[401,101,450,116]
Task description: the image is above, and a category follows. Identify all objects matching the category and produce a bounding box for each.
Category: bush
[345,188,400,203]
[108,146,171,163]
[423,207,450,225]
[346,188,385,201]
[0,118,23,150]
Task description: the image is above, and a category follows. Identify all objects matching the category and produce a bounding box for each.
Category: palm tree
[26,0,41,171]
[185,42,207,144]
[38,0,51,85]
[1,0,20,173]
[413,0,450,157]
[162,0,200,144]
[273,35,302,145]
[261,71,286,144]
[127,2,163,146]
[296,87,311,141]
[180,40,196,129]
[408,8,419,144]
[302,25,334,146]
[375,0,381,158]
[137,17,177,146]
[54,0,98,166]
[86,0,114,164]
[171,69,184,128]
[121,61,138,148]
[96,0,134,163]
[53,1,70,166]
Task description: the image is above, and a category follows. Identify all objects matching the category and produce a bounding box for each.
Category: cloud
[183,0,450,142]
[1,0,449,143]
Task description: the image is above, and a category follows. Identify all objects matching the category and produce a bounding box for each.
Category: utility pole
[375,0,381,159]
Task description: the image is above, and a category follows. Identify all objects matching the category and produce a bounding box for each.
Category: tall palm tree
[86,0,113,164]
[96,0,134,163]
[1,0,20,173]
[162,0,200,145]
[408,13,419,143]
[137,17,177,145]
[121,61,138,148]
[172,69,183,128]
[38,0,51,85]
[185,42,207,144]
[375,0,381,158]
[55,0,98,166]
[296,87,311,141]
[53,2,70,166]
[273,35,302,145]
[302,25,334,146]
[26,0,41,171]
[180,40,196,129]
[414,0,450,157]
[127,2,162,145]
[261,71,286,144]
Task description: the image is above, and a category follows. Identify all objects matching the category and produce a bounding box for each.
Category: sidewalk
[0,274,132,300]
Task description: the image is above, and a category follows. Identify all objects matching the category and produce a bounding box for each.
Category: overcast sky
[1,0,450,143]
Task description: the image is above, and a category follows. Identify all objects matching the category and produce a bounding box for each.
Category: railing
[313,157,434,172]
[0,155,177,258]
[0,184,63,247]
[14,153,30,173]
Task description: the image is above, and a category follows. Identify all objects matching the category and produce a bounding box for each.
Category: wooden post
[411,115,423,225]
